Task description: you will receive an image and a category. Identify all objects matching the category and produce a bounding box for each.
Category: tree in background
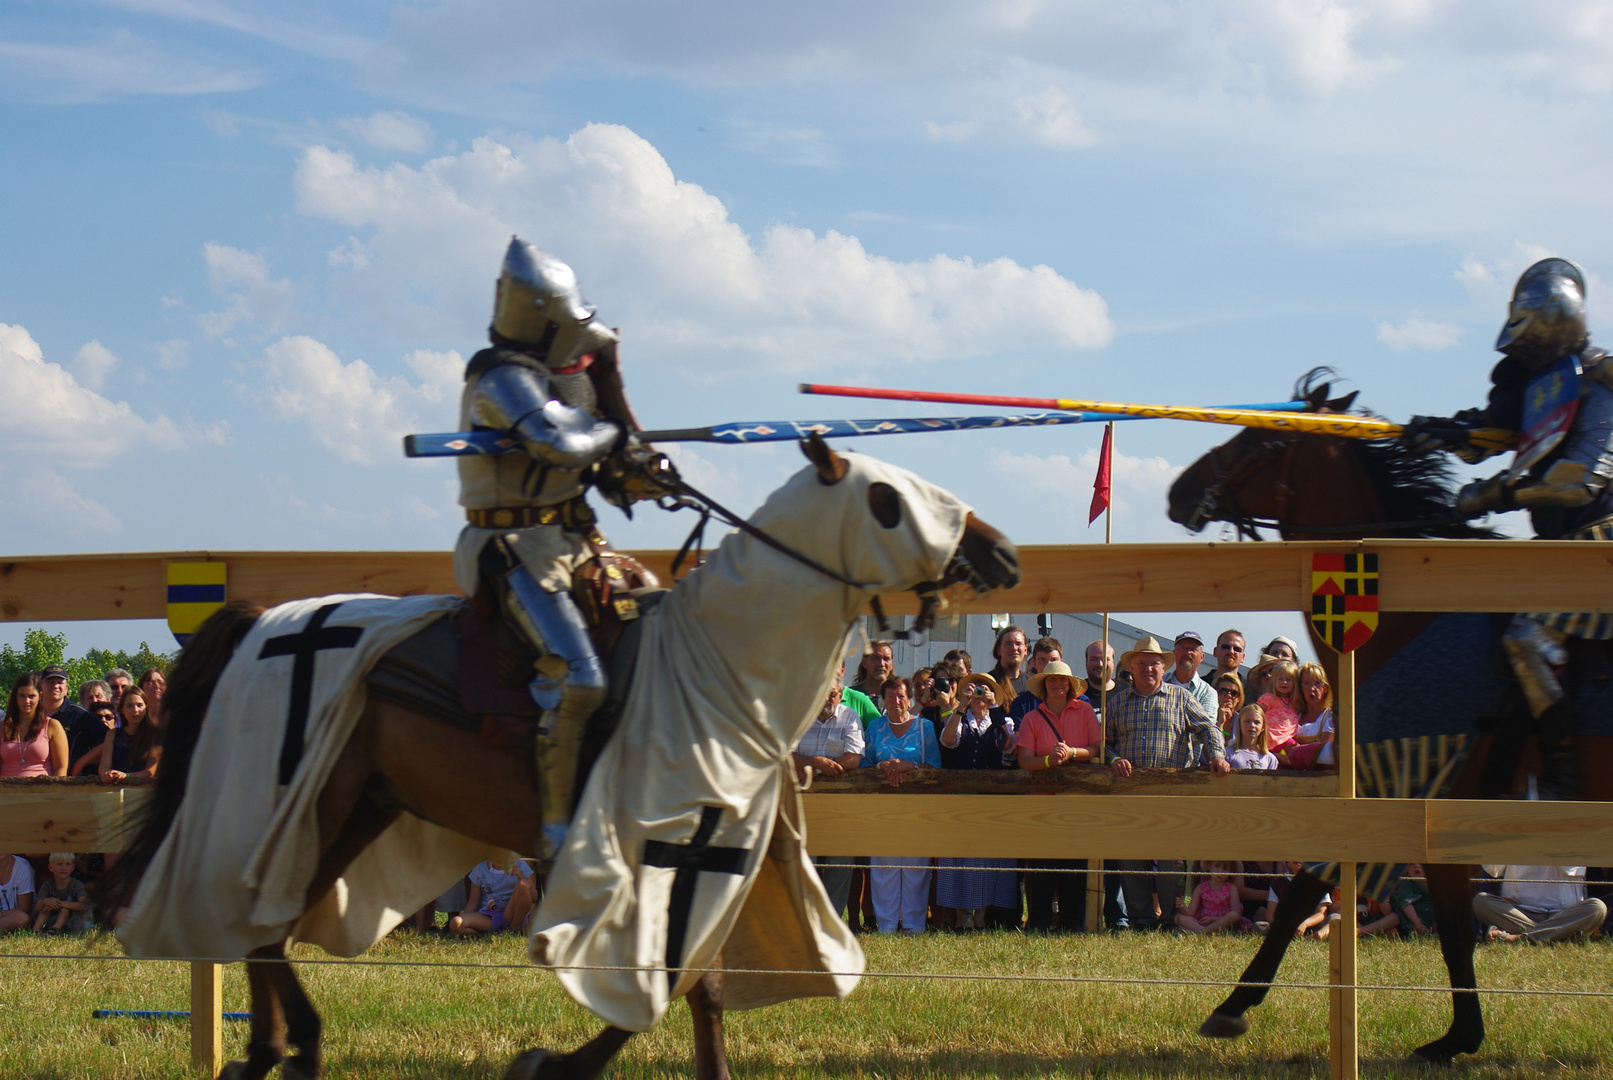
[0,629,173,694]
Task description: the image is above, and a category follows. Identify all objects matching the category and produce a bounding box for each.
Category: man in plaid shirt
[1106,635,1231,927]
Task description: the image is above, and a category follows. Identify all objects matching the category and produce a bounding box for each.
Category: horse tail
[94,599,265,921]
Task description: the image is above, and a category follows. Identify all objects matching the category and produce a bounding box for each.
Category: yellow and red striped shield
[1311,552,1378,653]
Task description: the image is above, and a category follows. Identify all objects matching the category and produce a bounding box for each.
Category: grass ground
[1,927,1609,1079]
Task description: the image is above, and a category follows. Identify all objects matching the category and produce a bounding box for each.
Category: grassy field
[1,928,1609,1079]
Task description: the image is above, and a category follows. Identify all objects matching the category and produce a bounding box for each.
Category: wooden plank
[0,784,150,850]
[1329,870,1359,1080]
[190,961,223,1076]
[1425,799,1613,865]
[807,767,1340,797]
[800,795,1429,861]
[2,540,1613,623]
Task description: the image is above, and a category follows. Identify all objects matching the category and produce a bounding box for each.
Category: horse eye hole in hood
[868,482,902,529]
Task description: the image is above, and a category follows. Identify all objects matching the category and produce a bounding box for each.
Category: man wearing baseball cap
[39,666,98,775]
[1163,631,1218,718]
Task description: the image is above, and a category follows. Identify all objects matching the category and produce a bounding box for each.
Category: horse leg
[266,953,324,1080]
[688,964,731,1080]
[503,1028,635,1080]
[218,945,288,1080]
[1200,871,1332,1038]
[1411,863,1484,1064]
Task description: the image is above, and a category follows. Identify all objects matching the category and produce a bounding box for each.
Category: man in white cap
[1108,635,1230,927]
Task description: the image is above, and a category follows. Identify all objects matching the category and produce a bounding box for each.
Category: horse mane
[94,599,266,922]
[1290,368,1498,540]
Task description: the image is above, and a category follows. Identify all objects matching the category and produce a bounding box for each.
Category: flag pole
[1088,421,1114,933]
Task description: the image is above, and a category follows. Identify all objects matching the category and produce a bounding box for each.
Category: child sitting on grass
[1174,861,1252,933]
[449,859,536,937]
[32,853,89,934]
[1389,864,1436,936]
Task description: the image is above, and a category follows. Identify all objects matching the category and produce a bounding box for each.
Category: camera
[931,674,953,694]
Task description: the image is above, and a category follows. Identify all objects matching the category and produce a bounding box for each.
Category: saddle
[366,546,666,797]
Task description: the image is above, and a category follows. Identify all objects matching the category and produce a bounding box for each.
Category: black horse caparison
[96,442,1022,1080]
[1167,371,1613,1065]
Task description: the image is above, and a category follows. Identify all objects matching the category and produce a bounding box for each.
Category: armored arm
[1457,382,1613,516]
[1402,408,1515,463]
[472,362,621,470]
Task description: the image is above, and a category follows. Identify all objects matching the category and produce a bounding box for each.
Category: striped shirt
[796,703,866,760]
[1106,682,1226,768]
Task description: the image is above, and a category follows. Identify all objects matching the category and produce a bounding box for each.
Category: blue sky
[4,1,1610,658]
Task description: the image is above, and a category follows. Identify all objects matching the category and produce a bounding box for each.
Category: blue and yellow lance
[403,398,1306,457]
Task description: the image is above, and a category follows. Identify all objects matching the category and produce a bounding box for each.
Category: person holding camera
[933,673,1019,930]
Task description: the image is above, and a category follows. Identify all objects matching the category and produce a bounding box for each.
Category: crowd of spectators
[1,642,1605,947]
[796,628,1612,943]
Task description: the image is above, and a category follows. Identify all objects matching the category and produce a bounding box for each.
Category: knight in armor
[1404,257,1613,716]
[455,237,676,858]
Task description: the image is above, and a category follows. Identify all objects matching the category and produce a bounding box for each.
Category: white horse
[105,437,1021,1080]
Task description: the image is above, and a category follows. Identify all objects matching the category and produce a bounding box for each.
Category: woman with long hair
[99,687,161,782]
[1226,704,1278,770]
[1,674,68,777]
[1287,662,1336,770]
[138,667,167,720]
[1212,672,1244,741]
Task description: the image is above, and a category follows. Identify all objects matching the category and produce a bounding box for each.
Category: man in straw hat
[1108,635,1231,927]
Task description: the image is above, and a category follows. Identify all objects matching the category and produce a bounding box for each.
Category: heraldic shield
[1311,552,1377,653]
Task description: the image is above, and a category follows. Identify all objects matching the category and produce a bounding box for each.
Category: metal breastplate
[457,353,599,511]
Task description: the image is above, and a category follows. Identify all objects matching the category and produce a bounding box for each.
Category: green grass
[1,928,1609,1078]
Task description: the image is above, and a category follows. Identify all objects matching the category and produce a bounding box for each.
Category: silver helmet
[1495,257,1588,362]
[490,237,618,365]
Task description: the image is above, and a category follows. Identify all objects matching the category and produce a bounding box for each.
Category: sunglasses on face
[1216,687,1239,696]
[1217,643,1244,652]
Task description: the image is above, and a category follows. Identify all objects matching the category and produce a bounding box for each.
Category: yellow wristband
[1043,754,1052,768]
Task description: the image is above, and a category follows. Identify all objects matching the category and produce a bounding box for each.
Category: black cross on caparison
[258,602,364,784]
[642,805,750,991]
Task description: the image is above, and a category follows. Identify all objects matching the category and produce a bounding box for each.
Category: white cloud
[156,339,191,371]
[70,341,120,390]
[199,243,296,336]
[923,119,980,144]
[0,323,186,467]
[6,468,122,533]
[727,119,835,168]
[262,335,463,464]
[291,123,1112,370]
[989,445,1185,543]
[338,110,434,153]
[1376,317,1464,350]
[1012,89,1097,148]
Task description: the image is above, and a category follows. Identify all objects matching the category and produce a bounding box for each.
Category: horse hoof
[217,1063,251,1080]
[283,1056,320,1080]
[1411,1035,1482,1066]
[504,1048,558,1080]
[1199,1012,1250,1039]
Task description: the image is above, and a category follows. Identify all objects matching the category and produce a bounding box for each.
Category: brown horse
[1167,372,1613,1064]
[99,441,1021,1080]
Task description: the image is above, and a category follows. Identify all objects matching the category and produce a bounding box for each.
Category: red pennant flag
[1089,423,1112,525]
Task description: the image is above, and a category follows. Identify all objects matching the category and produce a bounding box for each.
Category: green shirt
[1390,878,1435,929]
[841,687,881,727]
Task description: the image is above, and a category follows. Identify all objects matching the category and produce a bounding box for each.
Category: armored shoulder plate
[1583,348,1613,392]
[466,344,546,382]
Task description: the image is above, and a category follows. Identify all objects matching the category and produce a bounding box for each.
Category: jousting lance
[799,383,1516,451]
[403,398,1307,458]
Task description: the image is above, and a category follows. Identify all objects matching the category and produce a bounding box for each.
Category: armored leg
[1503,616,1569,718]
[503,566,607,859]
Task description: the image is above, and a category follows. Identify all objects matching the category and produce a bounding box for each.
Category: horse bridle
[661,475,986,643]
[1187,436,1299,541]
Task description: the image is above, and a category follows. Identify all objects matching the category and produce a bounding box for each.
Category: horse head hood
[744,448,972,597]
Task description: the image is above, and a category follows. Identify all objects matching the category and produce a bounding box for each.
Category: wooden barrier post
[190,961,222,1076]
[1329,650,1358,1080]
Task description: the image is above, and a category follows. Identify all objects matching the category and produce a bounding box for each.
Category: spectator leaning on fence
[0,852,34,935]
[2,674,68,778]
[862,675,940,934]
[793,674,864,920]
[38,666,92,774]
[1287,662,1336,770]
[1226,704,1278,770]
[1475,865,1607,943]
[1107,636,1228,928]
[935,672,1019,930]
[1212,672,1244,741]
[1080,640,1116,718]
[1015,661,1102,931]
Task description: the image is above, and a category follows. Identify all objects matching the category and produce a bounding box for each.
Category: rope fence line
[810,863,1597,885]
[4,950,1610,999]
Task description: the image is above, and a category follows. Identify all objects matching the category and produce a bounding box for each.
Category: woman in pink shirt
[0,674,69,778]
[1255,660,1302,760]
[1015,661,1102,770]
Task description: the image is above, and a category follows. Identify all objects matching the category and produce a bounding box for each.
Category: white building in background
[858,611,1218,679]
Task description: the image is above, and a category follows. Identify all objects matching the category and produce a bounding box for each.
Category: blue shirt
[861,714,941,769]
